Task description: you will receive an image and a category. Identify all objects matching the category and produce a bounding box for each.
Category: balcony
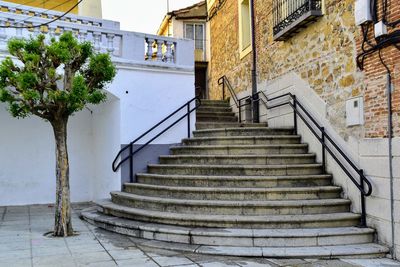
[273,0,323,41]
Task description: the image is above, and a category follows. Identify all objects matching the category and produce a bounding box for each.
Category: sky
[101,0,202,34]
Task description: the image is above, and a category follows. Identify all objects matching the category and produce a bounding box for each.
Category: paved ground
[0,203,399,267]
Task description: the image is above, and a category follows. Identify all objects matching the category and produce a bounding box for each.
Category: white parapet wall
[262,72,400,258]
[0,2,195,206]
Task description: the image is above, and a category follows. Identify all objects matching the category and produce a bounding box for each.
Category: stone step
[196,106,233,113]
[147,164,323,176]
[159,154,316,165]
[123,184,342,201]
[182,135,301,145]
[196,122,268,130]
[199,100,230,106]
[95,200,360,228]
[196,115,238,122]
[82,208,376,249]
[196,111,236,117]
[110,192,350,216]
[193,127,294,137]
[170,144,309,155]
[135,173,333,188]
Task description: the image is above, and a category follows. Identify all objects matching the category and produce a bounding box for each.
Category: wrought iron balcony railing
[273,0,323,41]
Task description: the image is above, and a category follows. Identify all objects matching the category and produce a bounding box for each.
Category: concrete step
[123,184,342,201]
[193,127,294,137]
[196,106,233,113]
[196,111,236,117]
[196,122,268,130]
[196,115,238,122]
[159,154,316,165]
[94,200,360,228]
[110,191,350,216]
[182,135,301,145]
[135,173,333,188]
[82,208,377,249]
[147,164,323,176]
[199,100,230,107]
[170,144,309,155]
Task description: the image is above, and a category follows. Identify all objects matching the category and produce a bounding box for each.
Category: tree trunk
[51,118,74,237]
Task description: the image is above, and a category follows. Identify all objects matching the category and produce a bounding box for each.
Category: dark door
[195,63,207,99]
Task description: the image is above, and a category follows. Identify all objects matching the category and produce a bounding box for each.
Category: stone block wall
[208,0,400,139]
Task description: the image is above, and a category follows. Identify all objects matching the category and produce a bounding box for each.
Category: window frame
[238,0,252,59]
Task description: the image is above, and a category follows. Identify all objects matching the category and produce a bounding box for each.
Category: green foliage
[0,32,116,121]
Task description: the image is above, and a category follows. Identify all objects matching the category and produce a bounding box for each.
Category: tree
[0,32,116,237]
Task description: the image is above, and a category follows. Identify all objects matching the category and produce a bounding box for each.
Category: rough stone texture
[207,0,399,139]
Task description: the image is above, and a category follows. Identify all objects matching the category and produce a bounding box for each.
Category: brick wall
[208,0,400,138]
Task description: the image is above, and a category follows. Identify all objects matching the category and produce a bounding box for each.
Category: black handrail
[112,96,201,183]
[218,75,252,122]
[255,91,372,227]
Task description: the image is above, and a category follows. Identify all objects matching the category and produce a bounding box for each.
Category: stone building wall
[208,0,400,139]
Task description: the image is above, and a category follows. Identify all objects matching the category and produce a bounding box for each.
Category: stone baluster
[33,25,40,36]
[33,11,41,17]
[165,41,174,63]
[79,29,88,43]
[106,33,115,54]
[15,22,23,38]
[8,7,16,14]
[146,38,154,61]
[81,19,89,26]
[0,18,7,43]
[47,14,55,20]
[22,9,30,16]
[93,32,101,52]
[48,25,57,39]
[155,39,163,61]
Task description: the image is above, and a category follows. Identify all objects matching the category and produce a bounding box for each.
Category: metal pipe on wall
[250,0,259,123]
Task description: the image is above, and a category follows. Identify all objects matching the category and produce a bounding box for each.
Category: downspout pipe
[387,72,395,258]
[250,0,259,123]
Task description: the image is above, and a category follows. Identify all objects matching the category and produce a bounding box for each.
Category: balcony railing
[0,1,193,67]
[273,0,323,41]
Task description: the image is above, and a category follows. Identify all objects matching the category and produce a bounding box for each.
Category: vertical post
[187,102,191,138]
[360,169,367,227]
[321,127,326,172]
[293,95,297,135]
[222,79,225,100]
[238,99,242,123]
[129,144,133,183]
[250,0,259,123]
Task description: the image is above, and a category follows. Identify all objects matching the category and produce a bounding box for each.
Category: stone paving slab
[0,203,399,267]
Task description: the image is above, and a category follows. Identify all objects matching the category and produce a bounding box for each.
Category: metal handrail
[112,96,201,182]
[255,91,372,227]
[218,75,253,122]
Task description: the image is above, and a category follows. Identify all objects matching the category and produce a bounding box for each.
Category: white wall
[0,103,95,205]
[263,71,400,258]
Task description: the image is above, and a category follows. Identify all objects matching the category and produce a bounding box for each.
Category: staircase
[81,99,388,258]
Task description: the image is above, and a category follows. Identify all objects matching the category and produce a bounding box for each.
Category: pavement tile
[0,248,31,260]
[77,260,117,267]
[341,258,400,267]
[266,258,309,266]
[152,255,194,266]
[107,247,146,260]
[200,262,241,267]
[0,257,32,267]
[72,251,113,265]
[32,254,76,267]
[116,257,159,267]
[32,245,70,257]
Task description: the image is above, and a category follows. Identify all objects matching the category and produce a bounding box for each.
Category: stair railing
[218,75,252,122]
[112,96,201,183]
[253,90,372,227]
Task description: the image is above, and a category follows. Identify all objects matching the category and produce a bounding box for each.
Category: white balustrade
[0,1,193,68]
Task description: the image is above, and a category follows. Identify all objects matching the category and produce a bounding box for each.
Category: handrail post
[238,99,242,123]
[292,95,298,135]
[129,144,133,183]
[360,169,367,227]
[222,78,225,100]
[187,102,191,138]
[321,127,326,172]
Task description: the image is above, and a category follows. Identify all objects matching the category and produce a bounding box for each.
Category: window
[185,23,206,61]
[239,0,252,57]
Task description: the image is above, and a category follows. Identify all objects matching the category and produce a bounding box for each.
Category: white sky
[101,0,202,34]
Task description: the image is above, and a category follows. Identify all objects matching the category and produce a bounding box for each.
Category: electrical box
[374,21,388,37]
[355,0,372,26]
[346,97,364,126]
